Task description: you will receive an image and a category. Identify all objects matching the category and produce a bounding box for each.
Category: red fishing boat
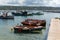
[14,25,43,33]
[13,19,46,33]
[21,19,46,26]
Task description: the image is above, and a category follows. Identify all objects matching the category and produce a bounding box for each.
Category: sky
[0,0,60,7]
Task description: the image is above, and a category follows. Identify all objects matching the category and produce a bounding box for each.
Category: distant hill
[0,6,60,10]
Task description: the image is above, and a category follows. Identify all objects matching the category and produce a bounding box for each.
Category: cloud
[0,0,8,5]
[0,0,60,7]
[22,0,44,6]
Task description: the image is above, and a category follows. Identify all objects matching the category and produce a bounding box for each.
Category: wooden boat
[0,16,14,19]
[13,19,46,33]
[14,25,43,33]
[32,12,44,15]
[12,11,33,16]
[0,12,14,19]
[21,19,46,26]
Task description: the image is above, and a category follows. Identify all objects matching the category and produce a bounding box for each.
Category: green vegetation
[0,6,60,10]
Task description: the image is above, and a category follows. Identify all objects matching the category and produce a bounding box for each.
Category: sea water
[0,10,60,40]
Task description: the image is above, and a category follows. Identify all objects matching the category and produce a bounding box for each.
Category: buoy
[11,27,14,32]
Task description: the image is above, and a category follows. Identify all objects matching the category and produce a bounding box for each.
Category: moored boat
[12,11,33,16]
[0,16,14,19]
[0,12,14,19]
[32,12,44,15]
[13,19,46,33]
[21,19,46,26]
[14,25,43,33]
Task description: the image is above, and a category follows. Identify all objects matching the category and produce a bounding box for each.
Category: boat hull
[14,27,42,33]
[0,16,14,19]
[12,12,33,16]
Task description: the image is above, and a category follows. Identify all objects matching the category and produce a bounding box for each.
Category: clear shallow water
[0,11,60,40]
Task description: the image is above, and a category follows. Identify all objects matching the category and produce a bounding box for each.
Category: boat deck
[47,18,60,40]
